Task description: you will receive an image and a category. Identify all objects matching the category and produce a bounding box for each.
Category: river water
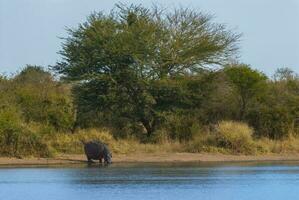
[0,162,299,200]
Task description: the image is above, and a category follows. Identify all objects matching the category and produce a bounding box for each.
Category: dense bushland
[0,64,298,157]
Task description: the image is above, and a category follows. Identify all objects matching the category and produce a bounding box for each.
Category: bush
[15,130,51,157]
[185,127,227,153]
[0,107,51,157]
[247,106,292,139]
[215,121,256,154]
[160,112,201,142]
[0,107,23,155]
[47,129,114,154]
[146,128,168,144]
[14,66,75,131]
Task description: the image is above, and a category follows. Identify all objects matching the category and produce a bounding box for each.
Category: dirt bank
[1,153,299,166]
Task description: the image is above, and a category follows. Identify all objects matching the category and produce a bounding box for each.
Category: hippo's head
[104,152,112,164]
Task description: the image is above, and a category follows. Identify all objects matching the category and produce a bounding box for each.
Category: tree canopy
[53,4,240,137]
[224,64,267,120]
[55,4,240,80]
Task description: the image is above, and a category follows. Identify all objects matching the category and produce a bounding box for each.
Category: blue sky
[0,0,298,76]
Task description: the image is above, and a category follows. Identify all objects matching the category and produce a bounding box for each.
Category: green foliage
[0,66,74,157]
[194,71,238,123]
[55,4,239,80]
[155,111,200,142]
[224,64,268,120]
[246,72,299,139]
[14,65,75,131]
[247,106,292,139]
[0,107,50,157]
[53,3,240,137]
[0,106,23,155]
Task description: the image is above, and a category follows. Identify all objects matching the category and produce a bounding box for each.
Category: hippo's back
[84,141,104,160]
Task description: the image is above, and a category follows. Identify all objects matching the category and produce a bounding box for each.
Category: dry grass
[215,121,256,154]
[255,136,299,154]
[48,125,299,157]
[3,121,299,158]
[46,129,184,156]
[186,121,256,155]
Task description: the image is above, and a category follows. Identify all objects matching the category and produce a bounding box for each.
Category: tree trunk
[141,119,155,138]
[239,95,246,120]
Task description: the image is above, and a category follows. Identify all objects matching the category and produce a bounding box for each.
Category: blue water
[1,162,299,200]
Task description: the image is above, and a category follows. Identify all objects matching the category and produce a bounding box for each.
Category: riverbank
[1,153,299,166]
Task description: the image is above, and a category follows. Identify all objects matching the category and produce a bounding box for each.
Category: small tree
[224,64,267,120]
[273,67,297,81]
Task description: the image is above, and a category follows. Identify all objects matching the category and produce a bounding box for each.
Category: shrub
[247,106,292,139]
[47,129,114,154]
[161,112,201,142]
[15,130,51,157]
[14,66,75,131]
[215,121,256,154]
[0,107,51,157]
[0,107,23,155]
[185,129,227,153]
[148,128,170,144]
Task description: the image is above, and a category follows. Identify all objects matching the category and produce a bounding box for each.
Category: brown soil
[1,153,299,166]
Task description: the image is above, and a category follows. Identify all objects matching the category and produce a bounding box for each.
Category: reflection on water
[1,162,299,200]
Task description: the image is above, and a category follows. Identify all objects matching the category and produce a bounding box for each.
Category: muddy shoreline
[1,153,299,166]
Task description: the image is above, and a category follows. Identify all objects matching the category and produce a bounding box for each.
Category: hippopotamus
[82,140,112,164]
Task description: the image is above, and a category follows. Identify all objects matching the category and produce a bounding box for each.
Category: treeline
[70,64,299,141]
[0,4,299,156]
[0,65,298,154]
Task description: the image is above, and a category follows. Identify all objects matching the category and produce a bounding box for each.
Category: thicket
[0,64,298,157]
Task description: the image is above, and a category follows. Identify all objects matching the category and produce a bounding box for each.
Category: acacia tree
[274,67,298,81]
[53,4,240,137]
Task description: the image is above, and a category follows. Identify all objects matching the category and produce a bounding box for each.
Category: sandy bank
[1,153,299,166]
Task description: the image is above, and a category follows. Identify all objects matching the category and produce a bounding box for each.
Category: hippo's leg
[86,156,93,163]
[99,157,103,163]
